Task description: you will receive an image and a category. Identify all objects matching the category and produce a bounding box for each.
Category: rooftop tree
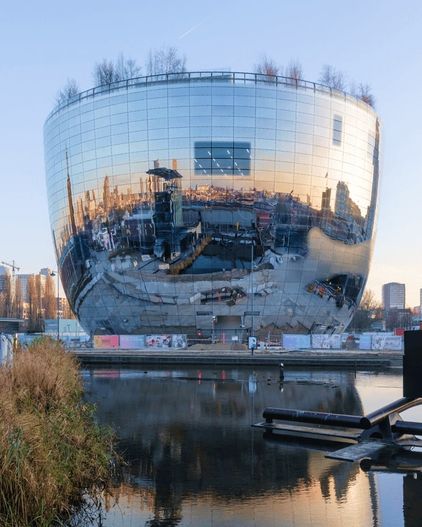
[285,60,303,83]
[145,47,187,76]
[357,83,375,108]
[319,65,346,90]
[56,78,79,105]
[93,54,141,86]
[254,56,280,77]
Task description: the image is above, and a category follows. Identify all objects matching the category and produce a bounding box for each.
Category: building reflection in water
[84,367,385,526]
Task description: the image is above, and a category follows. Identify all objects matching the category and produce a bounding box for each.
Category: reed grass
[0,338,115,526]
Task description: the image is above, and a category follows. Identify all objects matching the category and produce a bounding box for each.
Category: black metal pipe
[392,420,422,435]
[361,398,422,429]
[263,407,365,429]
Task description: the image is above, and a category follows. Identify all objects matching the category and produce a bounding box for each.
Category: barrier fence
[12,332,404,351]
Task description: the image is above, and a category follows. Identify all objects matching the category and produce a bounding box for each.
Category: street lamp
[50,270,60,340]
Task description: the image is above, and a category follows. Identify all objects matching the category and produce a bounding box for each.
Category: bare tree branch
[285,60,303,85]
[116,53,142,79]
[93,55,142,86]
[254,56,280,77]
[319,65,346,91]
[360,289,381,311]
[93,59,119,86]
[357,83,375,108]
[56,78,79,105]
[145,47,187,76]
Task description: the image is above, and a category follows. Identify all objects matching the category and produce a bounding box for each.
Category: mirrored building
[44,72,380,338]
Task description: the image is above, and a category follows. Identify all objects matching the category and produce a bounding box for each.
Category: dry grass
[0,338,115,526]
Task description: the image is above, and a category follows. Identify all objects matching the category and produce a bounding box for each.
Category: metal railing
[46,70,374,122]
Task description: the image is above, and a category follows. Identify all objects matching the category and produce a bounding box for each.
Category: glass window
[234,106,255,117]
[148,139,168,150]
[190,95,211,106]
[130,130,147,141]
[333,115,343,146]
[95,136,111,149]
[169,127,189,138]
[194,141,251,175]
[190,105,212,117]
[111,133,128,145]
[129,141,148,152]
[256,128,276,139]
[212,116,233,127]
[148,118,168,130]
[190,116,212,127]
[169,138,190,149]
[212,105,234,116]
[109,103,127,115]
[148,128,167,140]
[111,123,128,135]
[169,116,189,128]
[169,105,190,117]
[256,107,275,119]
[190,126,211,137]
[148,107,168,119]
[95,116,111,129]
[256,117,276,129]
[112,144,129,155]
[234,116,255,127]
[168,96,190,106]
[129,121,147,133]
[212,95,233,106]
[129,110,147,122]
[147,97,167,109]
[234,96,255,107]
[128,100,146,112]
[96,146,112,158]
[233,127,255,138]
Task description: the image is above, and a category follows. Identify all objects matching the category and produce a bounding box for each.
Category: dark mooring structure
[254,330,422,470]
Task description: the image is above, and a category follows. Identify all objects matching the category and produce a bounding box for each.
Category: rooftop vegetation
[56,48,375,108]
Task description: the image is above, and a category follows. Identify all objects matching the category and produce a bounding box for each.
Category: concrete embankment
[70,349,403,370]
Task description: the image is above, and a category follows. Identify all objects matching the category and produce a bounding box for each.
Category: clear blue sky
[1,0,421,304]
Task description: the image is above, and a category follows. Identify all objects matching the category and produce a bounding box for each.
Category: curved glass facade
[44,72,380,338]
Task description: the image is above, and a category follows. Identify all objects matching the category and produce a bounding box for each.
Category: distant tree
[385,308,412,330]
[14,277,23,319]
[285,60,303,84]
[254,56,280,77]
[62,298,75,319]
[357,83,375,107]
[349,289,382,331]
[0,291,5,317]
[43,274,57,320]
[319,65,346,90]
[0,274,14,318]
[94,55,142,86]
[115,53,142,79]
[93,59,119,86]
[360,289,380,311]
[27,275,43,332]
[145,47,187,76]
[56,78,79,105]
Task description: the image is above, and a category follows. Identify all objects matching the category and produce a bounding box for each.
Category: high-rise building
[44,70,381,338]
[17,269,55,303]
[382,282,406,310]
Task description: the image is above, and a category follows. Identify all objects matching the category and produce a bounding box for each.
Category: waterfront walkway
[70,348,403,369]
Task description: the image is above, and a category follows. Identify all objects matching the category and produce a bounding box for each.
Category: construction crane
[1,260,20,275]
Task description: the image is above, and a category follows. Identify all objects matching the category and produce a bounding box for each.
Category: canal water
[82,366,422,526]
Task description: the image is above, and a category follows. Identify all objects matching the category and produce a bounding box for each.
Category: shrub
[0,338,116,526]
